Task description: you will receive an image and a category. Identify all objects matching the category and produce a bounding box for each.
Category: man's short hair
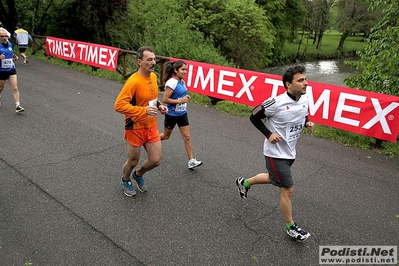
[282,64,306,89]
[136,46,155,60]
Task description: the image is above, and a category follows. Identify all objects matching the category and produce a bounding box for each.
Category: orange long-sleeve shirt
[114,72,159,129]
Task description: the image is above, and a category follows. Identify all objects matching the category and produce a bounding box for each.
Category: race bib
[148,99,158,107]
[1,59,13,69]
[286,122,303,142]
[175,102,187,112]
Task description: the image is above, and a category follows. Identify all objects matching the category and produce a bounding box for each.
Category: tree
[315,0,335,49]
[181,0,276,70]
[126,0,231,66]
[255,0,306,64]
[0,0,129,45]
[345,0,399,96]
[37,0,129,45]
[0,0,18,30]
[302,0,335,49]
[14,0,56,35]
[334,0,382,51]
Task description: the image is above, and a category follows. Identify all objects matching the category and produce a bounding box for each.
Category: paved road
[1,59,398,265]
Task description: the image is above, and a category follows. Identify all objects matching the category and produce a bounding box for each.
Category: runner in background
[160,60,203,170]
[0,28,25,112]
[13,23,33,65]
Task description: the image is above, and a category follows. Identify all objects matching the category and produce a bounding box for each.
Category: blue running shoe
[120,178,136,197]
[132,171,148,192]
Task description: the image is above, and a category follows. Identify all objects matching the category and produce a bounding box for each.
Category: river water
[263,58,361,87]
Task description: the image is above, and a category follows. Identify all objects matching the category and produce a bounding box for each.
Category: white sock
[16,102,20,107]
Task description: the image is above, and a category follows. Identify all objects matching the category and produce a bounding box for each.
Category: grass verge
[276,30,365,65]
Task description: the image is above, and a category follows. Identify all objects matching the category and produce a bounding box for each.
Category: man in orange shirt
[114,46,167,197]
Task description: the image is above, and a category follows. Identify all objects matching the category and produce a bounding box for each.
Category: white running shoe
[235,177,249,199]
[188,158,203,169]
[287,223,311,242]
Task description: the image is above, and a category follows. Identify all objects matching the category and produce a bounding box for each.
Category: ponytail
[162,60,187,83]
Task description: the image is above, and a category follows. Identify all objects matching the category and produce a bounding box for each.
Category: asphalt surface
[0,58,398,266]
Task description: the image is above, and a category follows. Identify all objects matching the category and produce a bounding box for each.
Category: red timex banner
[173,58,399,142]
[46,37,119,71]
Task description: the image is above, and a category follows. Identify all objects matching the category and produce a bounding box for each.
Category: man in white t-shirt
[13,23,33,65]
[236,64,314,242]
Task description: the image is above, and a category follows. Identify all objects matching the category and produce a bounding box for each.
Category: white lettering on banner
[188,65,256,101]
[218,70,235,97]
[192,66,215,92]
[87,46,98,64]
[99,47,107,66]
[235,74,256,101]
[334,92,366,127]
[77,43,86,59]
[69,43,76,58]
[308,87,331,120]
[108,49,117,68]
[362,99,399,134]
[308,89,399,133]
[187,64,193,88]
[55,40,62,55]
[264,78,283,98]
[47,39,118,69]
[46,39,74,58]
[182,58,399,141]
[46,39,53,50]
[46,37,119,72]
[62,41,71,57]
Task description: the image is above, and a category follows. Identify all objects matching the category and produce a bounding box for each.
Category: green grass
[277,30,365,64]
[31,51,127,83]
[26,34,399,158]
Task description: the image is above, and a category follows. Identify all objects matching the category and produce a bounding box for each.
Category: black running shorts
[0,69,17,80]
[164,113,189,130]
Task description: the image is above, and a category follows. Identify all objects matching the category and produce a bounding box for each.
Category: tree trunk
[337,30,350,50]
[31,0,41,35]
[313,30,317,44]
[5,0,18,27]
[316,29,324,50]
[35,0,55,35]
[296,30,306,60]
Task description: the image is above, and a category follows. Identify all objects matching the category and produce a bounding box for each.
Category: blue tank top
[165,78,188,116]
[0,41,15,72]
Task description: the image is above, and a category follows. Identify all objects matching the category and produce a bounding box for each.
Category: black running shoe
[16,105,25,113]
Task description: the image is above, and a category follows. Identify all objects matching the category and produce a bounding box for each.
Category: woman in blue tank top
[159,60,202,170]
